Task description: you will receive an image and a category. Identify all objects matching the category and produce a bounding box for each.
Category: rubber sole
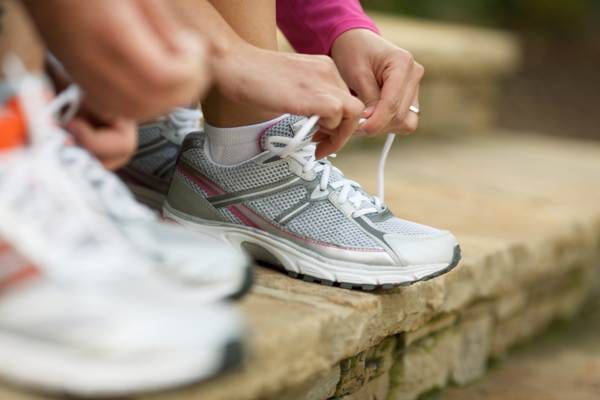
[0,332,245,398]
[116,180,255,301]
[227,262,254,301]
[287,245,461,291]
[164,204,462,292]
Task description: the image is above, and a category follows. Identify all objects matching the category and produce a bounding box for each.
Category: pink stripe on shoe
[177,164,225,197]
[227,205,260,229]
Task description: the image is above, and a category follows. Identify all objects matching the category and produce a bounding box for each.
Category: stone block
[337,373,390,400]
[335,336,397,397]
[451,313,493,385]
[404,314,458,347]
[278,367,341,400]
[388,328,460,400]
[491,273,591,358]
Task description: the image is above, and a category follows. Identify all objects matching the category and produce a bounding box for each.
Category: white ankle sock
[205,115,286,165]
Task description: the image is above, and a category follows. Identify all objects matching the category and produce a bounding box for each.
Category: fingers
[313,89,363,158]
[317,92,363,131]
[354,73,381,108]
[400,87,420,133]
[67,117,138,170]
[41,0,211,120]
[107,5,207,116]
[135,0,191,53]
[395,63,423,133]
[360,52,424,136]
[348,69,381,118]
[360,50,413,135]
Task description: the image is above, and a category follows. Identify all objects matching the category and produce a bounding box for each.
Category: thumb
[350,72,381,114]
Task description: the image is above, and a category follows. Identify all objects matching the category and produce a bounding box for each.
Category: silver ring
[409,105,420,115]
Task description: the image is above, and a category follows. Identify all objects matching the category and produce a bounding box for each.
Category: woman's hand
[331,29,424,137]
[215,43,364,158]
[66,112,137,171]
[25,0,210,120]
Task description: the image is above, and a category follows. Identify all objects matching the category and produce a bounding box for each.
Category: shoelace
[265,115,395,218]
[8,55,156,224]
[1,59,146,283]
[59,144,156,221]
[37,82,156,222]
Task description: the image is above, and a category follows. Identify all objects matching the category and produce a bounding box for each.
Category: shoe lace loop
[265,115,395,218]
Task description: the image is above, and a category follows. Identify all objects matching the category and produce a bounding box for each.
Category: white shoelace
[34,82,156,222]
[265,115,395,218]
[1,59,148,283]
[59,144,156,221]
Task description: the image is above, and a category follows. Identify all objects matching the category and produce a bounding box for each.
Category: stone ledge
[143,133,600,400]
[3,133,600,400]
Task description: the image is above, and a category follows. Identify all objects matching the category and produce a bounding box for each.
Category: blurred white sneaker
[0,146,245,398]
[13,70,251,302]
[0,240,245,397]
[56,139,252,301]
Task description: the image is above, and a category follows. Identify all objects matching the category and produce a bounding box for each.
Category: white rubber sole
[164,203,457,289]
[125,185,252,301]
[0,330,241,398]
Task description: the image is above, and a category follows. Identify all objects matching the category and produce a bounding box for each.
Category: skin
[24,0,210,121]
[45,58,138,170]
[170,0,364,157]
[174,1,424,157]
[331,29,424,137]
[23,0,218,169]
[0,0,44,75]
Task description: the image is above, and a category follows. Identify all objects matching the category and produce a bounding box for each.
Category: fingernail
[358,118,367,126]
[363,105,375,116]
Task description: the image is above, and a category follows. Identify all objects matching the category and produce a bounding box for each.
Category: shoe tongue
[259,115,317,151]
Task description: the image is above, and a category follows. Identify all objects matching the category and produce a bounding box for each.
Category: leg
[202,0,279,127]
[0,0,44,77]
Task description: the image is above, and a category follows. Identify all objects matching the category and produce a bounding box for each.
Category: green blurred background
[364,0,600,139]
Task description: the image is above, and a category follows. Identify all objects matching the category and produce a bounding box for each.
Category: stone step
[442,294,600,400]
[2,132,600,400]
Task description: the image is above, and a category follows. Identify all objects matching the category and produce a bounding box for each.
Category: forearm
[169,0,244,61]
[276,0,379,55]
[0,0,44,76]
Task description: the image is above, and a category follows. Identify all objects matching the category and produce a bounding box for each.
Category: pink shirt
[276,0,379,55]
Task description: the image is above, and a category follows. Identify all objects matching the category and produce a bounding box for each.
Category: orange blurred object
[0,98,26,150]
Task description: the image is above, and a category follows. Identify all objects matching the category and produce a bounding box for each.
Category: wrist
[331,28,380,65]
[210,39,254,97]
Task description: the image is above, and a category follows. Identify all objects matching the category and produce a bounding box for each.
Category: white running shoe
[0,145,245,397]
[163,115,461,290]
[16,74,251,301]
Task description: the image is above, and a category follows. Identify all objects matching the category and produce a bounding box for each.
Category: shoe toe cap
[383,230,460,267]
